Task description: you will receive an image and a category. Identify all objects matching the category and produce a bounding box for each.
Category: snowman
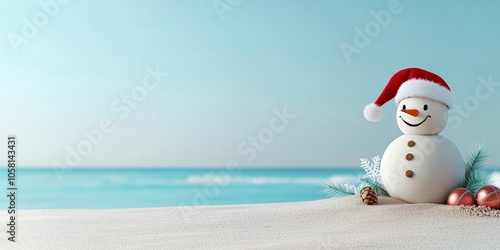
[363,68,465,204]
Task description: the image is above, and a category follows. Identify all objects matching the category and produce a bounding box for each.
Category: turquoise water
[2,168,361,209]
[3,168,499,209]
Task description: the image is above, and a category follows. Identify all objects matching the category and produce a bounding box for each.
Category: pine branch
[465,144,486,173]
[322,180,359,197]
[358,175,390,197]
[460,144,492,195]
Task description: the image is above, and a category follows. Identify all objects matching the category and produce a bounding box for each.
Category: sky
[1,0,499,167]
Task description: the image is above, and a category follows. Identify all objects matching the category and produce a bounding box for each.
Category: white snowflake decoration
[360,155,382,184]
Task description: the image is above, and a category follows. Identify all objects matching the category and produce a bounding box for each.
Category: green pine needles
[460,144,492,195]
[358,175,389,197]
[323,181,360,197]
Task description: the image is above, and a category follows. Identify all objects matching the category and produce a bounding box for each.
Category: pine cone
[360,186,378,205]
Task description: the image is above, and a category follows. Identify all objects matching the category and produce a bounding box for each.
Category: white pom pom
[364,103,382,122]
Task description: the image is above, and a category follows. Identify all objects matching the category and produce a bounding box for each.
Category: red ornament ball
[476,185,500,209]
[447,188,475,206]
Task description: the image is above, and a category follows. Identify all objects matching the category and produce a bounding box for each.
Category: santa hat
[363,67,452,122]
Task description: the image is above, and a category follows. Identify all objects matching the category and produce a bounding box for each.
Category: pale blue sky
[1,0,499,167]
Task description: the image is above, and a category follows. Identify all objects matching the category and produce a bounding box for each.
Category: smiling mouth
[399,115,431,127]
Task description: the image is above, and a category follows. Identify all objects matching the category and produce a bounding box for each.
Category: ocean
[3,167,499,209]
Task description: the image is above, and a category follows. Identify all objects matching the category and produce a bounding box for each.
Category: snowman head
[396,97,448,135]
[364,68,453,126]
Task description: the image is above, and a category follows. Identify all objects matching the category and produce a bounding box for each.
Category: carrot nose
[401,109,419,117]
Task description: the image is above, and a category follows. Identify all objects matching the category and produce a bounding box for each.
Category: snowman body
[381,134,465,203]
[379,97,465,204]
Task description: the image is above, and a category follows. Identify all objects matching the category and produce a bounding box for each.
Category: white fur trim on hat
[395,79,453,108]
[364,103,382,122]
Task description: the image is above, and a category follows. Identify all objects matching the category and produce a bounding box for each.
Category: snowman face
[396,97,448,135]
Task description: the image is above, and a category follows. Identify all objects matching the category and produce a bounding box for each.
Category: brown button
[406,153,414,161]
[407,140,415,147]
[406,170,414,178]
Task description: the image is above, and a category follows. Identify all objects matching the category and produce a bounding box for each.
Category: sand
[2,196,499,249]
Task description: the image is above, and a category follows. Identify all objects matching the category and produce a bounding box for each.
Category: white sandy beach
[2,196,499,249]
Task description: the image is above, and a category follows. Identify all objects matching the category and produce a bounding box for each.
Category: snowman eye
[423,104,428,111]
[402,105,406,110]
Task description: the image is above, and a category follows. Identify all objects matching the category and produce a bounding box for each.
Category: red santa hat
[364,67,453,122]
